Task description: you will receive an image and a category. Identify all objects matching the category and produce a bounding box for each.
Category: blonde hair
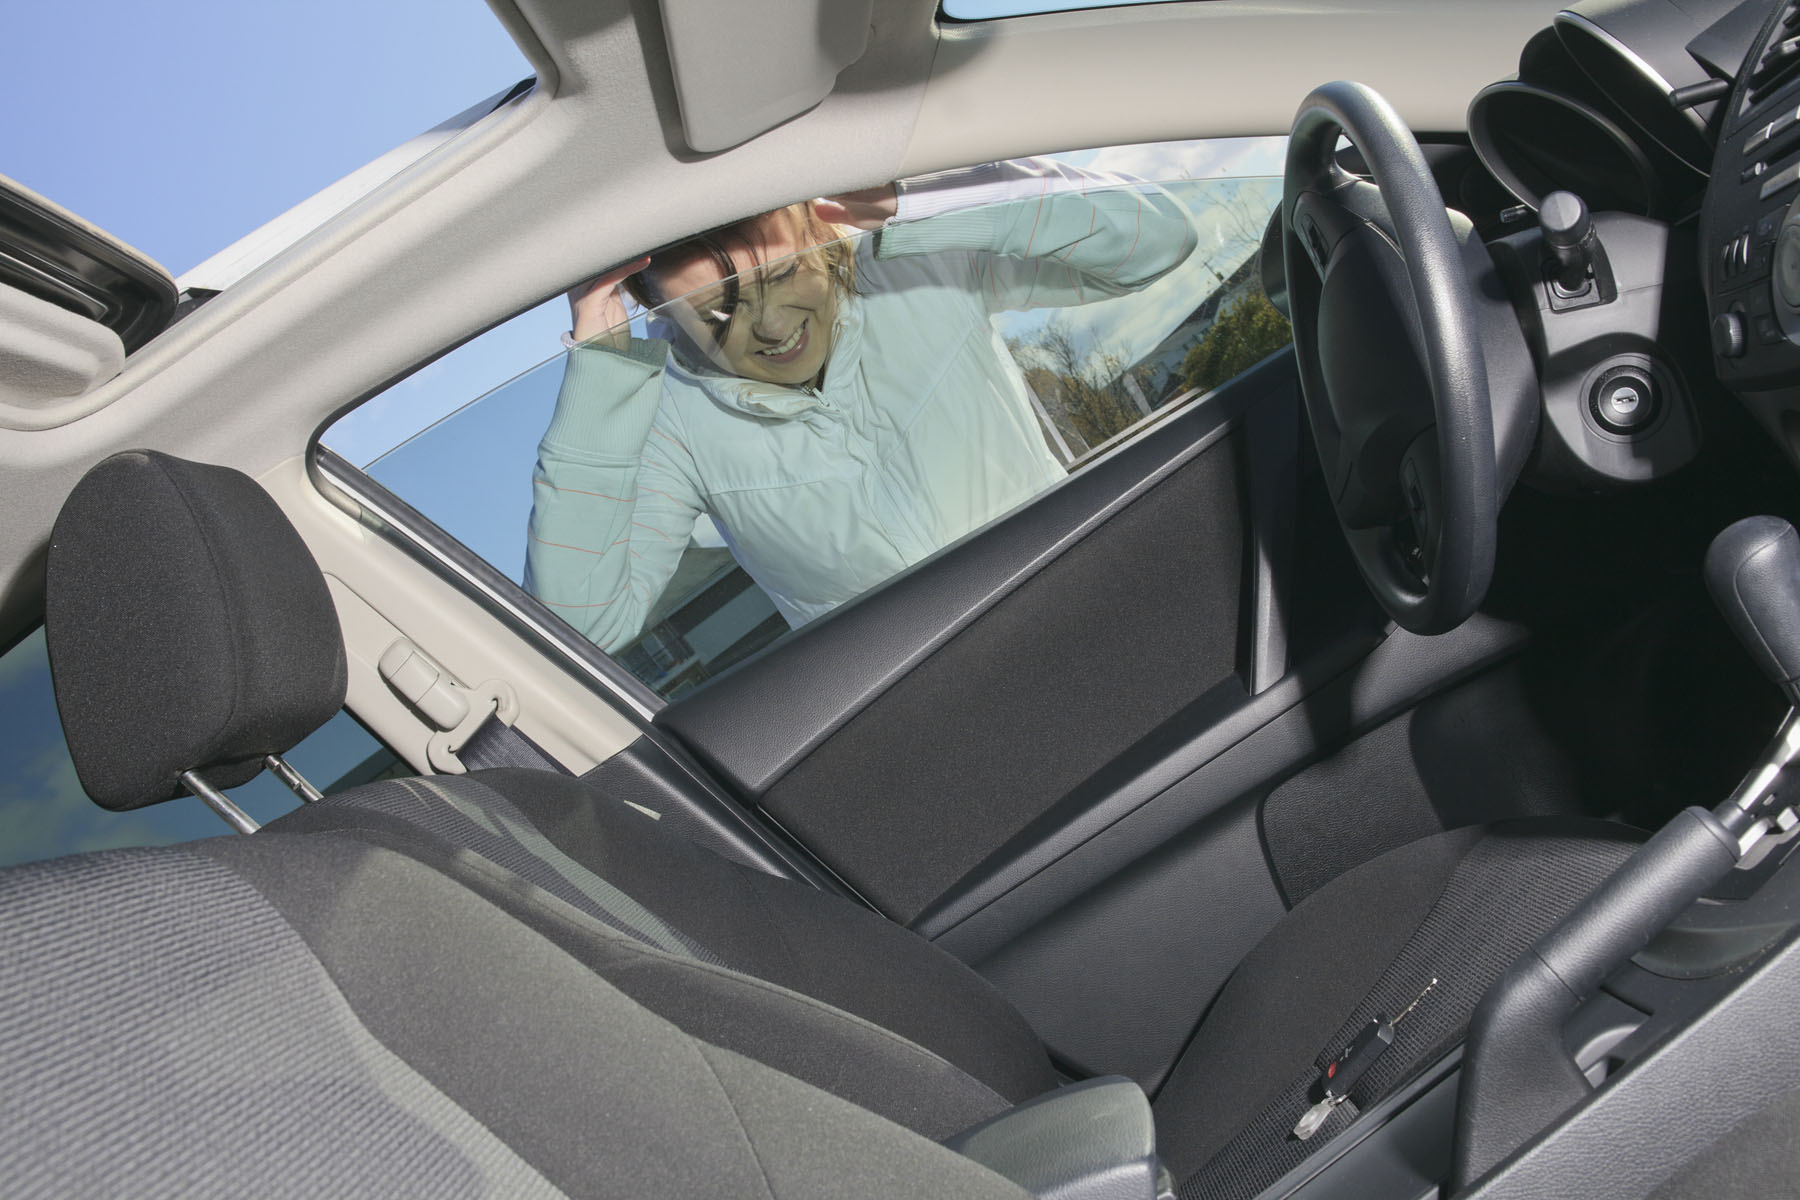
[623,201,858,326]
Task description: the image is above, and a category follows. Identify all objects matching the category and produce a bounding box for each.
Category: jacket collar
[666,293,865,419]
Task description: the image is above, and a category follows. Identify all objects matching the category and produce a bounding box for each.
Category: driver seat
[32,449,1642,1198]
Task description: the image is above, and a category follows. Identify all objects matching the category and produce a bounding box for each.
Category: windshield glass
[2,0,531,279]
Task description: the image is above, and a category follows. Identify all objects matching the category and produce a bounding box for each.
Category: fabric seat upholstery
[267,769,1055,1135]
[29,449,1647,1197]
[1159,821,1637,1199]
[0,834,1030,1199]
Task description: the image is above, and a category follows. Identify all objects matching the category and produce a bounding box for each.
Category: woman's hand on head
[568,255,653,348]
[814,185,898,231]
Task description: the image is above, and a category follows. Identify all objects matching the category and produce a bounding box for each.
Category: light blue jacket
[526,161,1197,650]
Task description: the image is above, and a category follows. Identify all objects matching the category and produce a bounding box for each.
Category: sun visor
[657,0,873,152]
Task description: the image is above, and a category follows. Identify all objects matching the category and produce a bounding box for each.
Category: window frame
[309,145,1292,718]
[311,446,663,722]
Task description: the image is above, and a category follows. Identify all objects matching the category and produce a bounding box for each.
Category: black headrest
[45,450,347,810]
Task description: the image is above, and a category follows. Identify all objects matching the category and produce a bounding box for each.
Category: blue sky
[3,0,531,276]
[0,1,532,865]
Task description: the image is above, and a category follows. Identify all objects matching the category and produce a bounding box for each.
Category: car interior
[7,0,1800,1197]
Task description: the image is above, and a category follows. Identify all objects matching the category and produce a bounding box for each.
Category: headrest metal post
[264,755,322,803]
[179,770,260,835]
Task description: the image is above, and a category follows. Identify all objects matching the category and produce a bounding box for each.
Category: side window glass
[0,627,406,868]
[322,137,1290,701]
[993,142,1291,459]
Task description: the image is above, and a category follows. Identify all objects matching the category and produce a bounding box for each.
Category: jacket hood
[663,291,866,420]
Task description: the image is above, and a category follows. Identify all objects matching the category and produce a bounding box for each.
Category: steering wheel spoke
[1288,181,1392,278]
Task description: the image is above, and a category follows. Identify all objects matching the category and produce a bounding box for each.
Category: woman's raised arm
[875,158,1199,311]
[526,257,703,651]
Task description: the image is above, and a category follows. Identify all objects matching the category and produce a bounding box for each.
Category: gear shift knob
[1705,516,1800,702]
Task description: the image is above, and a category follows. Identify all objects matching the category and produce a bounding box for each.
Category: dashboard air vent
[1745,2,1800,112]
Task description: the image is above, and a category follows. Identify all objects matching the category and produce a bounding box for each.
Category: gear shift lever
[1706,515,1800,704]
[1705,516,1800,845]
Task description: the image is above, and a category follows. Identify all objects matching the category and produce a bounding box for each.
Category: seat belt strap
[457,712,568,774]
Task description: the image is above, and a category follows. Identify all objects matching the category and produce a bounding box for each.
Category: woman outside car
[525,158,1197,650]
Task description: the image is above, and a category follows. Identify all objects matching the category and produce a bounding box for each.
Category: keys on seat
[1292,978,1438,1141]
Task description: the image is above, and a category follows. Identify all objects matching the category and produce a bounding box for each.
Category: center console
[1245,749,1800,1200]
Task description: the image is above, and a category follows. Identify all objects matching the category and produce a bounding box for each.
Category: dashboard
[1272,8,1800,1191]
[1448,0,1800,488]
[1702,1,1800,390]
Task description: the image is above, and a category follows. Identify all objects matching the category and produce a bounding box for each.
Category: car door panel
[656,356,1279,922]
[655,366,1266,799]
[648,339,1567,1088]
[751,429,1244,920]
[920,616,1536,1088]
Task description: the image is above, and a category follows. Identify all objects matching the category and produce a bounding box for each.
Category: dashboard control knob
[1588,364,1660,435]
[1712,311,1747,358]
[1778,223,1800,308]
[1540,190,1595,293]
[1539,191,1590,248]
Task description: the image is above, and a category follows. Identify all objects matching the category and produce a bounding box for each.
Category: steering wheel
[1283,81,1499,635]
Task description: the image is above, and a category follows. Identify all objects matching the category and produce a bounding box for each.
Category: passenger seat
[0,831,1032,1198]
[30,450,1643,1198]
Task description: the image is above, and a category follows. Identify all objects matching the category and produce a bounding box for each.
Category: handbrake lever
[1451,516,1800,1189]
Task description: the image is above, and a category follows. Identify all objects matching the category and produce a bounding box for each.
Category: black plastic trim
[1459,920,1800,1198]
[656,353,1290,801]
[1452,807,1739,1190]
[1242,363,1301,692]
[580,735,850,893]
[918,613,1533,956]
[1552,6,1720,173]
[1255,1048,1462,1200]
[1467,81,1664,216]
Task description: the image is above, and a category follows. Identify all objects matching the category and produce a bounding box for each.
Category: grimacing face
[655,211,838,386]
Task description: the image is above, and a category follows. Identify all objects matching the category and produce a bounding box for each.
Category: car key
[1292,978,1437,1141]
